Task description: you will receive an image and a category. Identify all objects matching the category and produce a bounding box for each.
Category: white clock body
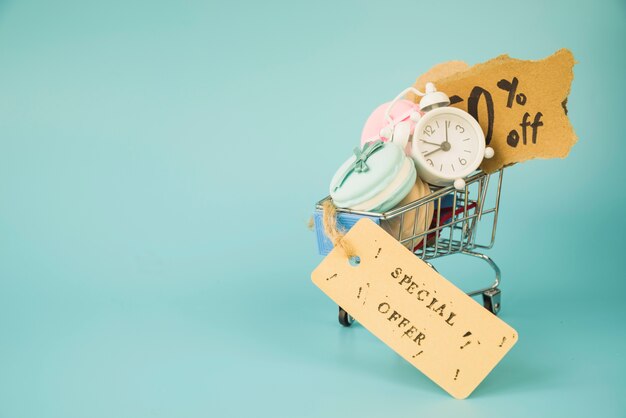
[410,106,490,189]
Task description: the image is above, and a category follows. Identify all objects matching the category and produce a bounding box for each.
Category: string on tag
[321,199,357,259]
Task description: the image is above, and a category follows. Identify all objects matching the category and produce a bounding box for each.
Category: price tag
[311,219,518,399]
[411,48,576,173]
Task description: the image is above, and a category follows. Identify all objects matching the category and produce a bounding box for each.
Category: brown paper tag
[311,219,518,399]
[409,49,576,173]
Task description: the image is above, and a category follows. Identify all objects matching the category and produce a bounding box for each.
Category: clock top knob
[419,82,451,112]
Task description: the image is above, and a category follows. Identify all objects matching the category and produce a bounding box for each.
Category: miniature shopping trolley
[313,169,504,327]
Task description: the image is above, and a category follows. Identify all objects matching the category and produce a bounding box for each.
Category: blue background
[1,0,625,416]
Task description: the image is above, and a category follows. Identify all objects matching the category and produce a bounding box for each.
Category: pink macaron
[360,99,422,150]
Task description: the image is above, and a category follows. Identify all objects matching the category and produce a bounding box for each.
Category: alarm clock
[410,82,494,190]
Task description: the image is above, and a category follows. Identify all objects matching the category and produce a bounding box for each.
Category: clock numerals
[418,114,477,176]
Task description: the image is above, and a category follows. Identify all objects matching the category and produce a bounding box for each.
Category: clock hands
[423,147,442,157]
[420,139,442,147]
[420,138,444,157]
[441,121,452,152]
[420,120,453,159]
[442,122,452,149]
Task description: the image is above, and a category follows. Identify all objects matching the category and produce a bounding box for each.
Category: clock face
[412,109,484,180]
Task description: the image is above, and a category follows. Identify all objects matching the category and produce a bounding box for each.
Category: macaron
[330,140,416,213]
[360,99,421,151]
[381,176,434,250]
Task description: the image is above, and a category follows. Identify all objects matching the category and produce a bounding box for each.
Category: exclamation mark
[454,369,460,381]
[375,248,381,258]
[460,331,472,349]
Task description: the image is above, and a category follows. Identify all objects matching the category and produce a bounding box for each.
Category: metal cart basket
[314,169,504,326]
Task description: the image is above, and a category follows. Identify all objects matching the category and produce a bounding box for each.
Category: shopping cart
[313,169,504,327]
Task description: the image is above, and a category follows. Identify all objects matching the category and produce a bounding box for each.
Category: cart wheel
[338,306,354,327]
[482,288,501,315]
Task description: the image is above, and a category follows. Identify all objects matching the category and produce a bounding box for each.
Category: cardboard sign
[311,219,518,399]
[409,49,576,173]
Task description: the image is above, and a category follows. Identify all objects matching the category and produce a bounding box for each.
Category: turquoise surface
[0,0,625,417]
